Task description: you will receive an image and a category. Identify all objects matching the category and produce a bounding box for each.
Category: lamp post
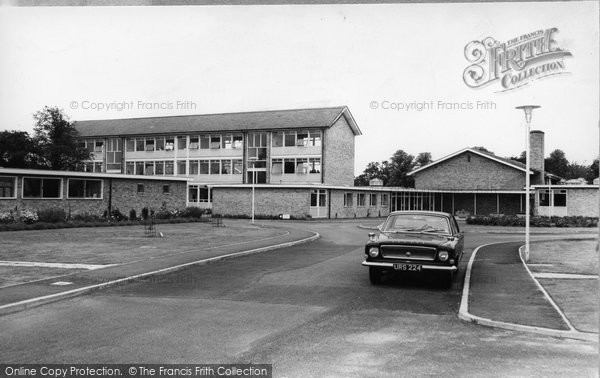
[248,157,257,224]
[515,105,540,262]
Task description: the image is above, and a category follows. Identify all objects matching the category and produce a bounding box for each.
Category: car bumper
[362,260,458,271]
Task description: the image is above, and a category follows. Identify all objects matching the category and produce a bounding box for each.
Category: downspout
[108,178,113,215]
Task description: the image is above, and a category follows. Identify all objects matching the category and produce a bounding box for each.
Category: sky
[0,2,598,175]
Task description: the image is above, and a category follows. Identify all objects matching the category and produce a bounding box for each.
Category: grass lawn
[0,221,286,265]
[528,239,598,333]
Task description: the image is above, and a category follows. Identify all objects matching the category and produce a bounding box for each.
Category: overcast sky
[0,2,598,174]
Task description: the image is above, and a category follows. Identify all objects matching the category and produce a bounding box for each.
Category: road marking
[532,272,598,280]
[458,242,598,343]
[50,282,73,286]
[0,261,115,270]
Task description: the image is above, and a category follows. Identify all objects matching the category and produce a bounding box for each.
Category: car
[362,211,464,288]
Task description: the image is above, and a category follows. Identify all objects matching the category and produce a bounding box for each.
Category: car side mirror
[368,232,376,242]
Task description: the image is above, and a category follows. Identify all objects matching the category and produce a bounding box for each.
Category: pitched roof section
[407,147,534,176]
[73,106,361,137]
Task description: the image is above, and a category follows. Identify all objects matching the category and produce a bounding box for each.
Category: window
[232,160,243,174]
[135,162,144,175]
[210,136,221,149]
[554,190,567,207]
[163,185,170,194]
[155,161,164,175]
[177,136,187,150]
[189,160,199,175]
[370,193,377,206]
[106,138,122,171]
[126,139,135,152]
[284,159,295,174]
[189,137,199,149]
[145,138,155,151]
[188,185,198,202]
[156,137,165,151]
[248,132,267,169]
[539,190,550,207]
[144,161,154,175]
[137,184,144,193]
[222,135,232,149]
[0,177,16,198]
[344,193,353,207]
[309,158,321,173]
[165,137,175,151]
[199,187,210,202]
[199,160,209,174]
[272,132,283,147]
[309,130,322,146]
[68,179,102,199]
[381,194,389,207]
[126,162,134,175]
[200,135,210,149]
[177,160,187,175]
[136,139,144,152]
[210,160,220,174]
[94,141,104,153]
[284,132,296,147]
[221,160,231,174]
[93,162,103,173]
[23,177,61,199]
[357,193,366,207]
[232,135,243,149]
[271,159,283,174]
[296,158,308,174]
[165,161,174,175]
[296,131,309,146]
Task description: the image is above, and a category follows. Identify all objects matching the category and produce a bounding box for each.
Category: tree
[32,106,90,170]
[354,161,389,186]
[544,149,569,178]
[472,146,493,154]
[414,152,432,168]
[0,131,37,168]
[586,159,599,183]
[509,151,526,164]
[387,150,415,187]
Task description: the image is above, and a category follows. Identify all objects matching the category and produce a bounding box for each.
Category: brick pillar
[529,130,545,185]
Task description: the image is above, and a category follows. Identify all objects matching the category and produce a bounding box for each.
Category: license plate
[393,263,422,272]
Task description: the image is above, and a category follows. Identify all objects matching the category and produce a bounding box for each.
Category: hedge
[466,215,598,228]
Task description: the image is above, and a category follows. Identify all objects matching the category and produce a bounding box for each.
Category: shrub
[181,207,204,219]
[129,209,137,221]
[141,207,149,220]
[0,211,17,224]
[20,209,39,224]
[37,208,67,223]
[467,214,597,227]
[71,212,103,222]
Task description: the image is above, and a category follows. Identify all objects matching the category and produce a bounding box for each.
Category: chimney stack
[529,130,545,184]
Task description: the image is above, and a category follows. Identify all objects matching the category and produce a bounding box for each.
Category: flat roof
[532,185,598,189]
[0,168,189,182]
[74,106,362,137]
[207,184,526,194]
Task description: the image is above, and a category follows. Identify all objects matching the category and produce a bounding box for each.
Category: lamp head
[515,105,541,123]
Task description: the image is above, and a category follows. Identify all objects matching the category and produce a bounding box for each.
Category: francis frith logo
[463,28,572,92]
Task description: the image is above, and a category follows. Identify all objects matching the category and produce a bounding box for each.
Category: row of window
[344,192,390,207]
[271,158,321,174]
[125,134,244,152]
[0,177,103,199]
[272,130,321,147]
[539,189,567,207]
[124,160,244,176]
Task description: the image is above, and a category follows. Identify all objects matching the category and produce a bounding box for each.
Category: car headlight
[438,251,449,261]
[368,247,380,258]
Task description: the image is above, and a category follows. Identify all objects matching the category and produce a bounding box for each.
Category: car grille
[380,245,437,261]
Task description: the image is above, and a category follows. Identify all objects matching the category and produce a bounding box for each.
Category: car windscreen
[383,214,451,234]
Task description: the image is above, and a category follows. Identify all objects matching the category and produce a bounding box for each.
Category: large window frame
[67,179,103,199]
[0,176,17,199]
[22,177,63,199]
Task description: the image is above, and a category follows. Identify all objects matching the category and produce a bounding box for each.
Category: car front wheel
[369,267,383,284]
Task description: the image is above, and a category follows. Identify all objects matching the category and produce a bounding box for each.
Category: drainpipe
[108,178,113,215]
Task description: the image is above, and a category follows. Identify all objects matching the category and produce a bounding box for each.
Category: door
[309,189,328,218]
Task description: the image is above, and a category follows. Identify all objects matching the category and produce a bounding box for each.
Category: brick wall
[413,152,525,190]
[212,187,311,218]
[567,188,598,217]
[322,116,355,186]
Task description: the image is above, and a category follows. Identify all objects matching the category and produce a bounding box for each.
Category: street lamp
[515,105,540,262]
[248,157,257,224]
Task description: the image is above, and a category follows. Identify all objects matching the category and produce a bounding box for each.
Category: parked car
[362,211,464,288]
